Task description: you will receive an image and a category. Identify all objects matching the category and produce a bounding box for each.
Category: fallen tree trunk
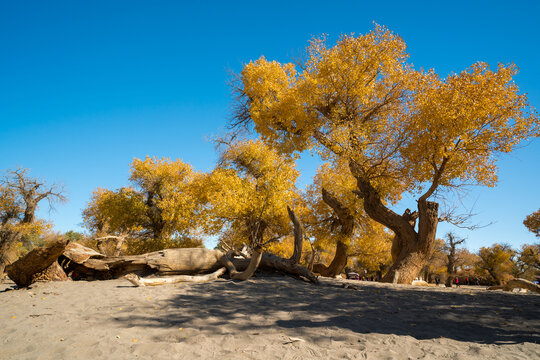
[63,207,318,283]
[62,246,227,279]
[125,267,227,286]
[6,240,69,287]
[488,278,540,294]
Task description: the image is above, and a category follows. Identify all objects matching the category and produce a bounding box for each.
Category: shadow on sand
[113,275,540,345]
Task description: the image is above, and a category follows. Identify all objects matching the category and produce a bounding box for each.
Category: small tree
[524,210,540,237]
[0,169,65,277]
[82,157,205,254]
[475,244,516,285]
[444,232,466,286]
[205,139,300,248]
[513,243,540,280]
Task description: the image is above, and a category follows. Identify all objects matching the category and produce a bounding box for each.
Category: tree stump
[6,240,69,287]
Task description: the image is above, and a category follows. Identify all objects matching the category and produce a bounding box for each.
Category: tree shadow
[113,276,540,345]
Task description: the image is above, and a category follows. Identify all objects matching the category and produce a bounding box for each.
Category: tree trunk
[350,161,440,285]
[287,206,303,264]
[382,201,439,284]
[313,241,349,277]
[6,240,69,287]
[313,188,354,277]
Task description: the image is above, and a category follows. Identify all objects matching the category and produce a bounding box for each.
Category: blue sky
[1,1,538,251]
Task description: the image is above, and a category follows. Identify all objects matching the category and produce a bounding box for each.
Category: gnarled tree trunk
[313,241,349,277]
[351,161,439,285]
[313,188,354,277]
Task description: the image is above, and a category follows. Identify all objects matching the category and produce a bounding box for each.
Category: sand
[1,275,539,359]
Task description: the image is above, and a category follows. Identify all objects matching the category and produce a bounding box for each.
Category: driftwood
[124,267,227,286]
[62,247,228,279]
[6,240,69,287]
[31,261,69,283]
[488,278,540,294]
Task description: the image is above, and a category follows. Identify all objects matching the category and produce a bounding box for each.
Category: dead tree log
[124,267,227,286]
[64,207,318,283]
[62,247,228,279]
[488,278,540,294]
[6,240,69,287]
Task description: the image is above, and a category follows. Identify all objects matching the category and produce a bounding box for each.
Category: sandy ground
[1,275,539,360]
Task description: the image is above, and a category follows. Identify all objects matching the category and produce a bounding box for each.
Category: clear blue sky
[1,1,538,251]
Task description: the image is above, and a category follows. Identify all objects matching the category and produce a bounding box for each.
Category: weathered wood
[31,261,69,283]
[6,240,69,287]
[64,247,226,279]
[62,241,317,283]
[260,253,318,283]
[487,278,540,294]
[124,267,227,286]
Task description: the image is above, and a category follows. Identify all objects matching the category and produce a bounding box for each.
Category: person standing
[455,277,460,287]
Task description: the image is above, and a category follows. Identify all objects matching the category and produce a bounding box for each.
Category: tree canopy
[524,209,540,237]
[232,25,539,283]
[83,157,205,253]
[205,139,300,248]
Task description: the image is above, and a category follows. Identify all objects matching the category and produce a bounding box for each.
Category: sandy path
[1,275,539,359]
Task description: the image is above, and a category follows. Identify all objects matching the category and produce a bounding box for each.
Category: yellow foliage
[476,244,516,285]
[524,209,540,237]
[205,139,300,247]
[237,25,539,201]
[82,157,206,254]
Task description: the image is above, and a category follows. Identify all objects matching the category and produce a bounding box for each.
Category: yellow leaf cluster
[238,25,539,201]
[523,209,540,237]
[205,139,300,246]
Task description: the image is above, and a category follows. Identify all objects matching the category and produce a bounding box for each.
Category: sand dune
[1,275,539,359]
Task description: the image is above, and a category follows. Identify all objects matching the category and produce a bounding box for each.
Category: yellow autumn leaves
[237,25,539,200]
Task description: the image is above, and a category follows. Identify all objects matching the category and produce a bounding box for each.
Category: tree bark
[124,267,227,286]
[492,278,540,294]
[350,161,440,284]
[313,241,349,277]
[313,188,354,277]
[6,240,69,287]
[31,261,69,283]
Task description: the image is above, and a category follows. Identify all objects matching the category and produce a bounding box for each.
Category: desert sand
[1,275,539,359]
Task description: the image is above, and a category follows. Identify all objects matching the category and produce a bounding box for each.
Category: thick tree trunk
[350,162,439,285]
[6,240,69,287]
[382,201,439,284]
[63,247,227,279]
[313,241,349,277]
